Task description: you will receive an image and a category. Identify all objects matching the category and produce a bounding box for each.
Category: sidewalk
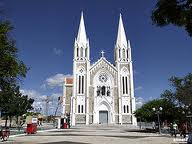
[8,122,56,136]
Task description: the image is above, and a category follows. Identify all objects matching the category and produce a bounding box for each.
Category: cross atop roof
[101,50,105,57]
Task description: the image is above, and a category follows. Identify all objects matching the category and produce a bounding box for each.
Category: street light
[152,107,163,134]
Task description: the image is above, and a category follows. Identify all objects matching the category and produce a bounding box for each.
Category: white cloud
[20,89,47,110]
[49,93,62,101]
[20,89,63,115]
[53,48,63,55]
[135,86,143,91]
[20,89,45,100]
[136,97,145,109]
[149,96,155,101]
[42,73,71,88]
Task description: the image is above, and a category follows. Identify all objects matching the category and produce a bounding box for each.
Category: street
[6,126,175,144]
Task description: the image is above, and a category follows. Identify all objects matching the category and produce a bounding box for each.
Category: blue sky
[1,0,192,113]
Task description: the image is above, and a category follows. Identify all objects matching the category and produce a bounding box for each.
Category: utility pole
[54,96,62,116]
[42,96,51,121]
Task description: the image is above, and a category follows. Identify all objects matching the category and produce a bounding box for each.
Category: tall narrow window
[85,48,87,57]
[81,47,83,57]
[123,49,125,59]
[124,105,126,113]
[101,86,106,96]
[82,76,84,94]
[126,49,129,58]
[127,105,129,113]
[78,105,80,113]
[78,76,81,94]
[122,77,125,94]
[119,49,121,58]
[125,77,128,94]
[77,48,79,57]
[81,105,83,113]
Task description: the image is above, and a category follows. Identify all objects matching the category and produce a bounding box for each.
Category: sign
[32,118,38,123]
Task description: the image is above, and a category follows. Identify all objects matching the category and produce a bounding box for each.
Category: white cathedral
[63,12,137,126]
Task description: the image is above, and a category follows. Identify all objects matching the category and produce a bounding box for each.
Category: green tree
[161,73,192,111]
[134,99,178,122]
[151,0,192,36]
[0,14,31,127]
[11,86,34,125]
[0,20,28,87]
[0,84,34,127]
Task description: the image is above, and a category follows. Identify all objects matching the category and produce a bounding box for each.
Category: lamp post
[152,107,163,134]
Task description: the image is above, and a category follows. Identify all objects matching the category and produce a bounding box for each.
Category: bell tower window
[85,48,87,57]
[119,49,121,58]
[77,68,85,95]
[80,47,83,57]
[77,48,79,57]
[123,49,125,59]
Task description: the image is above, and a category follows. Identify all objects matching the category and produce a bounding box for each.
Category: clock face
[99,73,108,83]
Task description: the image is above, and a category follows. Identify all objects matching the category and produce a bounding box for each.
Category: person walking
[169,123,173,136]
[173,122,178,138]
[180,123,187,138]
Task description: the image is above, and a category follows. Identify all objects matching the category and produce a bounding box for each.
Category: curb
[9,128,58,138]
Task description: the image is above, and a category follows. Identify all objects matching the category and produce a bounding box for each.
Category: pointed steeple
[77,12,87,45]
[116,13,127,48]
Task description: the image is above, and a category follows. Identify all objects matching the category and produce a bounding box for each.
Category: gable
[90,57,117,76]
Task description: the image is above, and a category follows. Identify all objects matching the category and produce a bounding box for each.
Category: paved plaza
[5,126,177,144]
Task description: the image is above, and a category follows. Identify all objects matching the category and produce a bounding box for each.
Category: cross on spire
[101,50,105,57]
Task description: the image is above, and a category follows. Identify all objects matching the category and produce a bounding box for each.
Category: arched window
[85,48,87,57]
[81,105,84,113]
[123,105,129,113]
[124,105,126,113]
[82,76,84,94]
[126,49,129,58]
[81,47,83,57]
[123,49,125,59]
[78,76,81,94]
[78,105,80,113]
[101,86,106,96]
[127,105,129,113]
[78,75,85,94]
[77,48,79,57]
[119,49,121,58]
[125,77,128,94]
[122,77,125,94]
[97,86,100,96]
[121,67,129,95]
[107,87,110,96]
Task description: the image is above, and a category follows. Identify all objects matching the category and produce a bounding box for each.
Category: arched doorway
[94,101,112,124]
[99,110,108,124]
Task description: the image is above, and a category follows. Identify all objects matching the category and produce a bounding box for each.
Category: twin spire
[116,13,128,48]
[76,12,87,45]
[76,12,129,49]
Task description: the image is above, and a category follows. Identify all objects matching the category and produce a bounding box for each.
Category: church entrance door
[99,111,108,124]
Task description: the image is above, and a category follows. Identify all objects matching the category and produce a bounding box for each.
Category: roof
[90,57,117,74]
[65,77,73,85]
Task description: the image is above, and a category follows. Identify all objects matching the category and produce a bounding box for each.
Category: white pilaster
[117,63,122,124]
[62,82,66,115]
[71,61,77,126]
[86,62,90,125]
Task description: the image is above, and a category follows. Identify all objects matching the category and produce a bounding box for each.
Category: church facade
[63,13,137,126]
